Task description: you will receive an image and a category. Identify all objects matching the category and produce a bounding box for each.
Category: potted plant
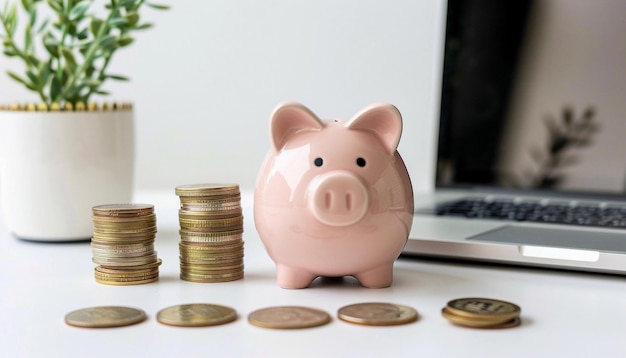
[0,0,168,241]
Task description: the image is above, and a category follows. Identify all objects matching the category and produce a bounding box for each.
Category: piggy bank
[254,102,414,289]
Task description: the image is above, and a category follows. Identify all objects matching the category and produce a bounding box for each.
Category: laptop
[402,0,626,274]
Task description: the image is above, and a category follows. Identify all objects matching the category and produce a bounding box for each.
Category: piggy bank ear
[270,102,324,151]
[347,103,402,154]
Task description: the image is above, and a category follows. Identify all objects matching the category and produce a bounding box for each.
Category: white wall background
[0,0,446,193]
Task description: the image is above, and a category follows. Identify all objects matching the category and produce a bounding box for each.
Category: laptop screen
[436,0,626,198]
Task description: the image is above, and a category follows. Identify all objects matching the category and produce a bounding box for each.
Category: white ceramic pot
[0,109,134,241]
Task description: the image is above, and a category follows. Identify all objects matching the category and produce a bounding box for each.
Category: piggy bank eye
[356,157,366,167]
[314,157,324,167]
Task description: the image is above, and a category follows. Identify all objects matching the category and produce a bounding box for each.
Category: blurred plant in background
[529,105,599,188]
[0,0,168,108]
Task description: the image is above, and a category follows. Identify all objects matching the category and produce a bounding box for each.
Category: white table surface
[1,190,625,358]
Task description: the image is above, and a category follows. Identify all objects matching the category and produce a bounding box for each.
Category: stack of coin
[441,297,522,329]
[175,184,244,282]
[91,204,161,285]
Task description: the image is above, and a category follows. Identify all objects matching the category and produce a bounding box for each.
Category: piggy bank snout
[308,171,369,227]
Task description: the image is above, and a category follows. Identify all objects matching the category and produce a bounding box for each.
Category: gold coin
[178,195,241,205]
[94,268,159,278]
[441,308,522,329]
[180,201,241,213]
[95,266,160,276]
[179,271,243,280]
[179,208,242,219]
[179,273,244,283]
[180,258,243,269]
[92,222,157,232]
[179,241,244,251]
[248,306,331,329]
[180,260,244,269]
[93,226,158,235]
[157,303,237,327]
[179,254,244,264]
[93,253,159,266]
[445,298,521,322]
[180,247,243,260]
[95,276,159,286]
[92,232,156,242]
[91,243,154,258]
[180,234,243,244]
[180,228,244,237]
[175,183,240,197]
[95,266,159,277]
[95,259,162,273]
[179,216,243,230]
[65,306,147,328]
[337,302,418,326]
[92,213,156,223]
[92,204,154,217]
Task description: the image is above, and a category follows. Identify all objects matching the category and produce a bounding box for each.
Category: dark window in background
[435,0,626,197]
[437,0,534,186]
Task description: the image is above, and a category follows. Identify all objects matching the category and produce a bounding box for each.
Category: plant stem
[55,7,116,103]
[85,51,112,101]
[55,11,69,85]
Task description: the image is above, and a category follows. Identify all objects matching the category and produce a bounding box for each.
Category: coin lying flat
[65,306,147,328]
[442,297,522,329]
[446,297,521,321]
[248,306,331,329]
[337,302,418,326]
[157,303,237,327]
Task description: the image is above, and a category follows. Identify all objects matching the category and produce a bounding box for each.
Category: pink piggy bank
[254,102,414,289]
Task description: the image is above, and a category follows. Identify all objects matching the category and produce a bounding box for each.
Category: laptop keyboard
[435,198,626,229]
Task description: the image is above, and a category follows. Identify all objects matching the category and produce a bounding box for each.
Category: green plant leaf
[28,5,36,27]
[7,4,18,35]
[43,32,59,56]
[7,70,28,85]
[45,0,62,12]
[146,3,170,10]
[25,81,37,91]
[21,0,32,12]
[133,22,152,30]
[37,19,50,33]
[61,47,77,71]
[125,11,139,26]
[38,62,51,90]
[24,22,33,51]
[118,35,133,46]
[26,69,38,85]
[3,49,17,57]
[106,74,129,81]
[108,16,128,27]
[27,54,40,67]
[82,78,101,86]
[98,35,116,47]
[69,1,92,21]
[90,18,103,35]
[50,75,62,100]
[76,27,88,40]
